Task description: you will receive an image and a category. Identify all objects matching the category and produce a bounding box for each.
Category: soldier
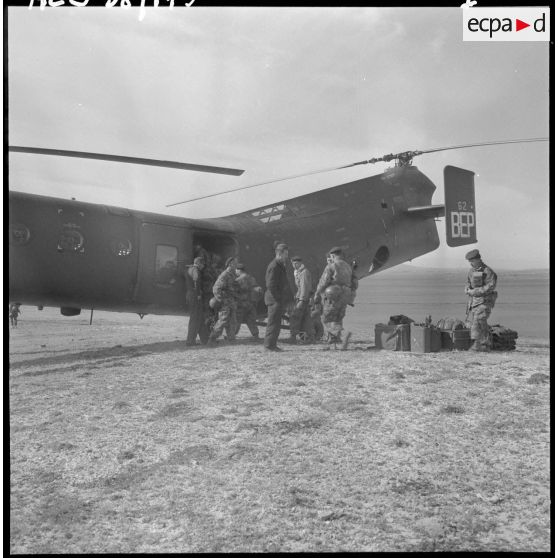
[234,262,261,339]
[9,303,21,328]
[207,256,238,347]
[263,243,293,352]
[314,246,358,346]
[288,255,313,343]
[184,257,208,346]
[201,252,219,335]
[464,249,498,352]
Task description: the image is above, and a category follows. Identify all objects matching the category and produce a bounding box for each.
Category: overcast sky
[8,6,549,269]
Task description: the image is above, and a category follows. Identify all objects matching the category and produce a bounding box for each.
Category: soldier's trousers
[264,302,284,348]
[210,301,237,341]
[322,297,348,339]
[289,300,312,339]
[235,303,259,337]
[186,299,209,344]
[469,303,493,350]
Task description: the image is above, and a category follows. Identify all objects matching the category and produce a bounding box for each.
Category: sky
[7,6,550,269]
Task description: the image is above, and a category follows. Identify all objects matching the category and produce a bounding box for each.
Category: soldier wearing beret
[207,256,239,347]
[263,243,293,352]
[314,246,358,346]
[464,249,498,351]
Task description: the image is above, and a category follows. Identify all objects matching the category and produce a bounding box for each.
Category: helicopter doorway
[192,232,238,269]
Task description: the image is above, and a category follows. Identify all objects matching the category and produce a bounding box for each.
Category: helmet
[209,297,222,311]
[324,284,343,302]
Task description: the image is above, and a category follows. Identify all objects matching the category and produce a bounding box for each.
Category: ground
[9,310,551,553]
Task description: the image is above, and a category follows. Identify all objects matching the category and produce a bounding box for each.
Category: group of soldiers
[183,243,359,352]
[183,243,497,353]
[262,243,359,352]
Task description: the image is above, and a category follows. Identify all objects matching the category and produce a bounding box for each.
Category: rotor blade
[165,136,549,207]
[9,146,245,176]
[418,137,549,156]
[165,160,374,207]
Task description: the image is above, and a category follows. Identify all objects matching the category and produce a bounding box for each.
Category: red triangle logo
[516,19,530,31]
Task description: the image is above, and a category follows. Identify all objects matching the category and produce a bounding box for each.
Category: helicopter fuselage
[9,165,442,316]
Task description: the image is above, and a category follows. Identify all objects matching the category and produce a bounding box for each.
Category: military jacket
[265,259,293,306]
[213,268,237,303]
[316,259,353,294]
[184,264,203,297]
[466,262,498,307]
[294,265,312,301]
[235,272,257,305]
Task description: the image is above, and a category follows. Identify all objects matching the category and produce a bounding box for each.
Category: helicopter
[7,138,547,319]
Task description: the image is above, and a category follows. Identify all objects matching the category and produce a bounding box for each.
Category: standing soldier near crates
[464,249,498,352]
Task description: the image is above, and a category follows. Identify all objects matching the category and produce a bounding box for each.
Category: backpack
[489,325,518,351]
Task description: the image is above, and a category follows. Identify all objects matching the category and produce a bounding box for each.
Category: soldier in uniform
[184,257,208,346]
[288,255,313,343]
[234,262,261,339]
[314,247,358,345]
[9,303,22,328]
[201,253,219,335]
[263,243,293,352]
[464,249,498,352]
[207,256,238,347]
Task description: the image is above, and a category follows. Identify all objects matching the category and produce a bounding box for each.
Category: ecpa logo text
[468,13,545,38]
[463,8,549,42]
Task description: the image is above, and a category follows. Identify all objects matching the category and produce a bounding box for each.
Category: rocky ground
[9,309,551,552]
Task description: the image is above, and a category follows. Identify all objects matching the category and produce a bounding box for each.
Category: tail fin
[444,165,477,247]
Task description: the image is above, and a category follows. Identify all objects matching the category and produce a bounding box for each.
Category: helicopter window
[110,238,133,257]
[9,224,31,246]
[57,228,85,253]
[155,245,178,286]
[251,204,291,224]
